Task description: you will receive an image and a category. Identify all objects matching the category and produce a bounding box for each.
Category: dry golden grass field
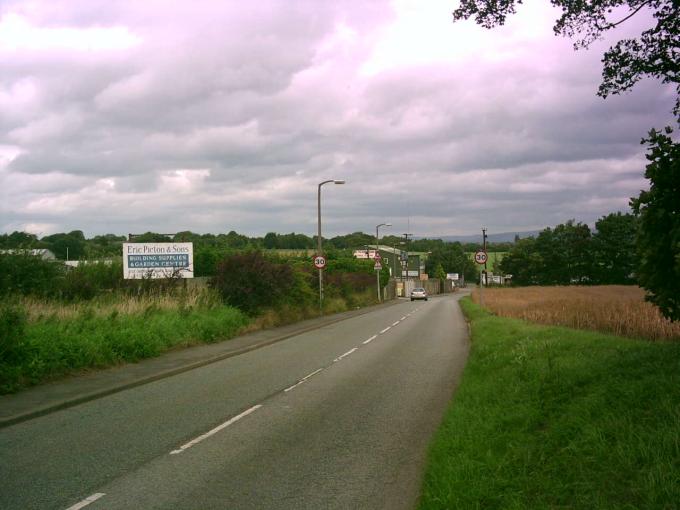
[472,285,680,341]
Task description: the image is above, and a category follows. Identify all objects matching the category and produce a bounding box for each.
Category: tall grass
[419,298,680,509]
[0,289,249,393]
[473,285,680,341]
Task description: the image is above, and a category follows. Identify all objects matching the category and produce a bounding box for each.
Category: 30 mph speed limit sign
[474,250,488,265]
[313,255,326,269]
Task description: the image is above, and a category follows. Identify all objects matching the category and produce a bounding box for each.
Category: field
[467,251,505,273]
[419,299,680,509]
[472,285,680,341]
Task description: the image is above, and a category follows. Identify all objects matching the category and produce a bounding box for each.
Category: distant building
[0,249,56,260]
[352,245,427,279]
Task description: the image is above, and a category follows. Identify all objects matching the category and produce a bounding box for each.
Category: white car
[410,288,428,301]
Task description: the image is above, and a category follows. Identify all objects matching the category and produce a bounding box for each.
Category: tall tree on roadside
[631,128,680,320]
[592,212,639,284]
[499,237,541,285]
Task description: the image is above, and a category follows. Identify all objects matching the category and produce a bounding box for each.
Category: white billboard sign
[123,243,194,279]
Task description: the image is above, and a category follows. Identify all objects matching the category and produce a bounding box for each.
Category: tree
[631,127,680,320]
[500,237,542,285]
[263,232,279,249]
[453,0,679,114]
[592,212,639,284]
[426,243,477,283]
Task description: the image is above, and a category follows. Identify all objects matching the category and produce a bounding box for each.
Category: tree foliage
[630,127,680,320]
[453,0,679,114]
[592,212,639,284]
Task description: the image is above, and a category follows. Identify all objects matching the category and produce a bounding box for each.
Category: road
[0,294,469,510]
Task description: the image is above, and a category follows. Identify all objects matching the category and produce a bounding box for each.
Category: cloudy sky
[0,0,675,238]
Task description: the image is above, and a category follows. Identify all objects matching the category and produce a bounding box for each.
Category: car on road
[410,287,428,301]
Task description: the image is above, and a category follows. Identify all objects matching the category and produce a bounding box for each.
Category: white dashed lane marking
[170,405,262,455]
[334,347,358,362]
[363,335,378,345]
[380,327,391,334]
[65,493,106,510]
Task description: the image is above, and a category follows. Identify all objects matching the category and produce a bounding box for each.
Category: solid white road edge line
[170,405,262,455]
[392,321,400,326]
[65,493,105,510]
[401,316,407,320]
[362,335,378,345]
[380,327,391,334]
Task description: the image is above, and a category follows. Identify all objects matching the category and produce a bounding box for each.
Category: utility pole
[480,228,487,307]
[403,233,412,295]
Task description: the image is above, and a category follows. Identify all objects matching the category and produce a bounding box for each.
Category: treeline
[499,213,637,286]
[0,229,509,261]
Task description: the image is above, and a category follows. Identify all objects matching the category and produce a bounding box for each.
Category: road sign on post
[474,250,488,265]
[313,255,326,269]
[374,261,382,271]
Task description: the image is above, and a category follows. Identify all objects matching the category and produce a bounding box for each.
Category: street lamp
[317,179,345,312]
[375,222,391,302]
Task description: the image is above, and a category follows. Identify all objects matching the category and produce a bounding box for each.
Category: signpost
[474,250,488,265]
[313,255,326,269]
[123,243,194,279]
[475,250,489,306]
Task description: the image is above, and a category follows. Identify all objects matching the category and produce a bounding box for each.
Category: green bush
[0,253,64,297]
[211,251,313,315]
[61,261,124,300]
[0,302,29,392]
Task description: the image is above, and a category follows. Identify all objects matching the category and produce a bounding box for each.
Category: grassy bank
[0,288,379,394]
[419,298,680,509]
[0,295,249,393]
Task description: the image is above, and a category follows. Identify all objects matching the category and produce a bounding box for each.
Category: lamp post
[375,222,391,302]
[317,179,345,312]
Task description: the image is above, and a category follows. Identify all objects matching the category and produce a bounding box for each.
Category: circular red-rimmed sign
[313,255,326,269]
[374,251,382,261]
[474,250,488,265]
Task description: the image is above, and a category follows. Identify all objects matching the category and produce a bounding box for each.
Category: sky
[0,0,675,239]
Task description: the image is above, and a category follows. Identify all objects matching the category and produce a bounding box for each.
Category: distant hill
[420,231,541,244]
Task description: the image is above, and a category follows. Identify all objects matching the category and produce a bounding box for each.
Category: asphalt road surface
[0,294,469,510]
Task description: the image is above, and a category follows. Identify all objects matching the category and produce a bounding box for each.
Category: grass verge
[419,298,680,509]
[0,301,249,393]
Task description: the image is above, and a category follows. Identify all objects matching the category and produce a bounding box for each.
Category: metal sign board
[123,243,193,279]
[374,261,382,270]
[474,250,488,265]
[314,255,326,269]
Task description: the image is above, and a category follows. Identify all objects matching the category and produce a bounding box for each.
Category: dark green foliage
[41,230,86,260]
[60,262,124,301]
[592,212,639,284]
[425,242,478,282]
[0,231,40,249]
[326,231,375,250]
[0,302,27,364]
[193,246,223,277]
[631,128,680,320]
[0,253,64,297]
[0,302,28,392]
[211,251,313,314]
[453,0,679,115]
[499,237,541,285]
[534,220,593,284]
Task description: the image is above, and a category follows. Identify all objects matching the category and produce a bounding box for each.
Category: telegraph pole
[403,233,412,295]
[480,228,487,306]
